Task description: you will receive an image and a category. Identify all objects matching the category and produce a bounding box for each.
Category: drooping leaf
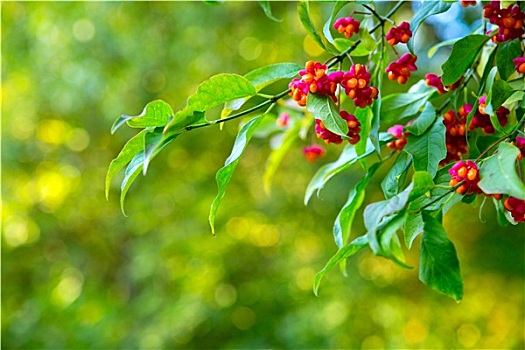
[313,235,368,296]
[334,162,380,248]
[405,102,437,136]
[478,142,525,200]
[404,118,446,178]
[380,91,432,123]
[304,140,375,204]
[493,197,511,227]
[490,79,516,110]
[209,114,266,235]
[410,171,435,201]
[365,182,413,255]
[496,39,522,81]
[419,212,463,302]
[263,120,301,193]
[441,34,489,86]
[379,211,412,269]
[359,27,376,53]
[258,0,282,22]
[111,100,174,133]
[307,94,349,139]
[119,132,177,215]
[408,1,453,53]
[381,151,411,199]
[105,129,149,199]
[245,63,303,92]
[298,1,328,51]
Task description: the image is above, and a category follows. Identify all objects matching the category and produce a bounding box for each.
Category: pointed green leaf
[354,106,372,157]
[379,211,412,269]
[404,118,446,178]
[304,140,375,204]
[441,34,489,86]
[334,162,380,248]
[381,151,411,199]
[405,102,436,136]
[427,38,460,59]
[333,38,374,56]
[420,212,463,302]
[258,0,282,22]
[245,63,303,91]
[209,114,266,235]
[125,100,174,129]
[298,1,328,51]
[410,171,435,201]
[106,129,149,199]
[307,94,348,139]
[496,39,522,81]
[313,235,368,296]
[365,182,413,255]
[478,142,525,200]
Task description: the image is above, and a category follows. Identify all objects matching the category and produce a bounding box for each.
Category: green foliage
[441,34,489,86]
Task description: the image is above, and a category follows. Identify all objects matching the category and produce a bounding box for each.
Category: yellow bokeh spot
[37,119,70,145]
[249,224,280,247]
[231,306,256,330]
[3,214,40,248]
[37,169,71,210]
[66,128,90,152]
[295,267,316,291]
[78,301,104,326]
[52,268,84,308]
[457,323,481,348]
[403,318,428,344]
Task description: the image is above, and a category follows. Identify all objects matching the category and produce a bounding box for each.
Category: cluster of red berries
[315,111,361,145]
[385,53,418,85]
[386,21,412,46]
[449,160,482,195]
[302,145,326,162]
[340,64,379,108]
[504,196,525,222]
[289,61,340,107]
[483,0,525,43]
[514,57,525,74]
[425,74,462,94]
[334,17,360,38]
[442,104,470,164]
[470,95,509,134]
[289,61,378,109]
[386,124,409,151]
[461,0,477,6]
[515,136,525,161]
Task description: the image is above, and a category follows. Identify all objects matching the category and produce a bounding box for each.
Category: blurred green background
[2,2,523,349]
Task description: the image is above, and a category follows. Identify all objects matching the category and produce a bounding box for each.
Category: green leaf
[298,1,327,51]
[306,94,349,138]
[111,100,174,133]
[354,106,372,157]
[258,0,282,22]
[410,171,435,201]
[304,140,375,204]
[105,129,148,199]
[408,1,453,53]
[209,114,266,235]
[405,102,437,136]
[490,79,515,110]
[419,212,463,302]
[165,74,256,136]
[381,151,411,199]
[222,63,302,120]
[441,34,489,86]
[405,212,424,249]
[313,235,368,296]
[334,162,380,248]
[404,118,446,178]
[263,120,301,194]
[379,211,411,269]
[478,142,525,200]
[359,27,376,52]
[119,132,177,215]
[365,182,413,256]
[496,39,522,81]
[493,197,511,227]
[245,63,303,92]
[380,91,432,123]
